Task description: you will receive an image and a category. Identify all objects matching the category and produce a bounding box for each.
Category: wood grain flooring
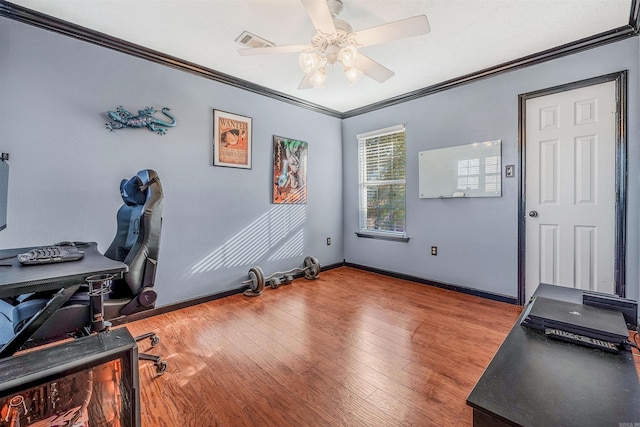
[123,267,525,426]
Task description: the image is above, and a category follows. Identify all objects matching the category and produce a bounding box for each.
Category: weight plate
[303,256,320,279]
[247,271,258,291]
[248,266,265,293]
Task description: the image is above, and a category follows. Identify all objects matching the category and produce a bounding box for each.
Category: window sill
[355,232,410,243]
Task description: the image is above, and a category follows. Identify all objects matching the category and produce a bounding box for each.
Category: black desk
[0,243,127,358]
[467,284,640,426]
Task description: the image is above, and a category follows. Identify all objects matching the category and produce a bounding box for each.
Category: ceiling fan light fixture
[344,66,363,84]
[309,67,327,88]
[337,45,358,67]
[242,1,431,91]
[299,52,321,74]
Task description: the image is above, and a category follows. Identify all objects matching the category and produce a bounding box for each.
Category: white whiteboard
[419,140,502,199]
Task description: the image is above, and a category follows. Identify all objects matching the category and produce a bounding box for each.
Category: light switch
[505,165,515,178]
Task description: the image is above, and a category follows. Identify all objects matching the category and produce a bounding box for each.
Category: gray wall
[342,37,640,302]
[2,15,639,306]
[0,17,344,306]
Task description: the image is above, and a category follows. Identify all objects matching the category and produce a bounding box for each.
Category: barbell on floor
[242,256,321,297]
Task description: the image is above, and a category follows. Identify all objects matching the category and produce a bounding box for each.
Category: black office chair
[12,169,166,374]
[103,169,166,373]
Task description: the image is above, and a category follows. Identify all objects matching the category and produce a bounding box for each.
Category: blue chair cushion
[0,300,14,346]
[12,294,90,338]
[120,175,146,206]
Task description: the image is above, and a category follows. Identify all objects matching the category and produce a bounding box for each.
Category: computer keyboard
[17,245,85,266]
[545,328,619,353]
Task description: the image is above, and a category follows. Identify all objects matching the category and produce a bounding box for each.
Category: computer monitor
[0,159,8,232]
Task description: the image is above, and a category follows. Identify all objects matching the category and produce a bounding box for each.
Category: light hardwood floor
[124,267,524,426]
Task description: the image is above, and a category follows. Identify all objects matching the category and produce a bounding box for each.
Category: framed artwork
[273,136,308,204]
[213,110,252,169]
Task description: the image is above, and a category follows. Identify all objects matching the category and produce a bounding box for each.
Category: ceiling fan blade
[352,15,430,47]
[301,0,336,34]
[238,44,310,56]
[355,54,395,83]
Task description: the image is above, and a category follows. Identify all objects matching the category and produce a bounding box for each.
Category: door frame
[517,71,628,305]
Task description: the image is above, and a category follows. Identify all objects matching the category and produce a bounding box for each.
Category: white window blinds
[358,125,406,236]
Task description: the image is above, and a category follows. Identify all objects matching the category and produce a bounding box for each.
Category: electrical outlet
[431,246,437,256]
[326,237,331,246]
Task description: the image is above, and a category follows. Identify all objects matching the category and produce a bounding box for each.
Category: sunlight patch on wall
[268,228,304,261]
[189,204,306,274]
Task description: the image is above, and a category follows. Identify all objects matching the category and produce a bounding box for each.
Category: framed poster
[273,136,308,204]
[213,110,252,169]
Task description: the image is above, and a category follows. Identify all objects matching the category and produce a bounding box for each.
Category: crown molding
[2,1,638,120]
[630,0,640,33]
[0,1,343,119]
[342,24,638,118]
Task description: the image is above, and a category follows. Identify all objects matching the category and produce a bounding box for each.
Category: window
[357,124,407,241]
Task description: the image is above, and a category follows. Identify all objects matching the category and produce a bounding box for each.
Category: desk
[0,242,127,358]
[467,284,640,426]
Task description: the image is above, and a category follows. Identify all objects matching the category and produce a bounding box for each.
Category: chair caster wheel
[155,360,167,375]
[150,335,160,347]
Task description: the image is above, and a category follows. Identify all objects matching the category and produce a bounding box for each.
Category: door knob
[528,210,538,218]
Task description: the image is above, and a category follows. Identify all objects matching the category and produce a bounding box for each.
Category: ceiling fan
[238,0,430,89]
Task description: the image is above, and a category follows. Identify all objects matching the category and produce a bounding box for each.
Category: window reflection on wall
[457,158,480,190]
[456,155,501,193]
[484,156,501,193]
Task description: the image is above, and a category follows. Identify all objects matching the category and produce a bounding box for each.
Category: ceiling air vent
[235,31,274,48]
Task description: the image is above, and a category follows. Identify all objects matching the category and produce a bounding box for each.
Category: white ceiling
[6,0,634,113]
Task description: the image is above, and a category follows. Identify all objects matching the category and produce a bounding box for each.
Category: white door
[525,81,616,301]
